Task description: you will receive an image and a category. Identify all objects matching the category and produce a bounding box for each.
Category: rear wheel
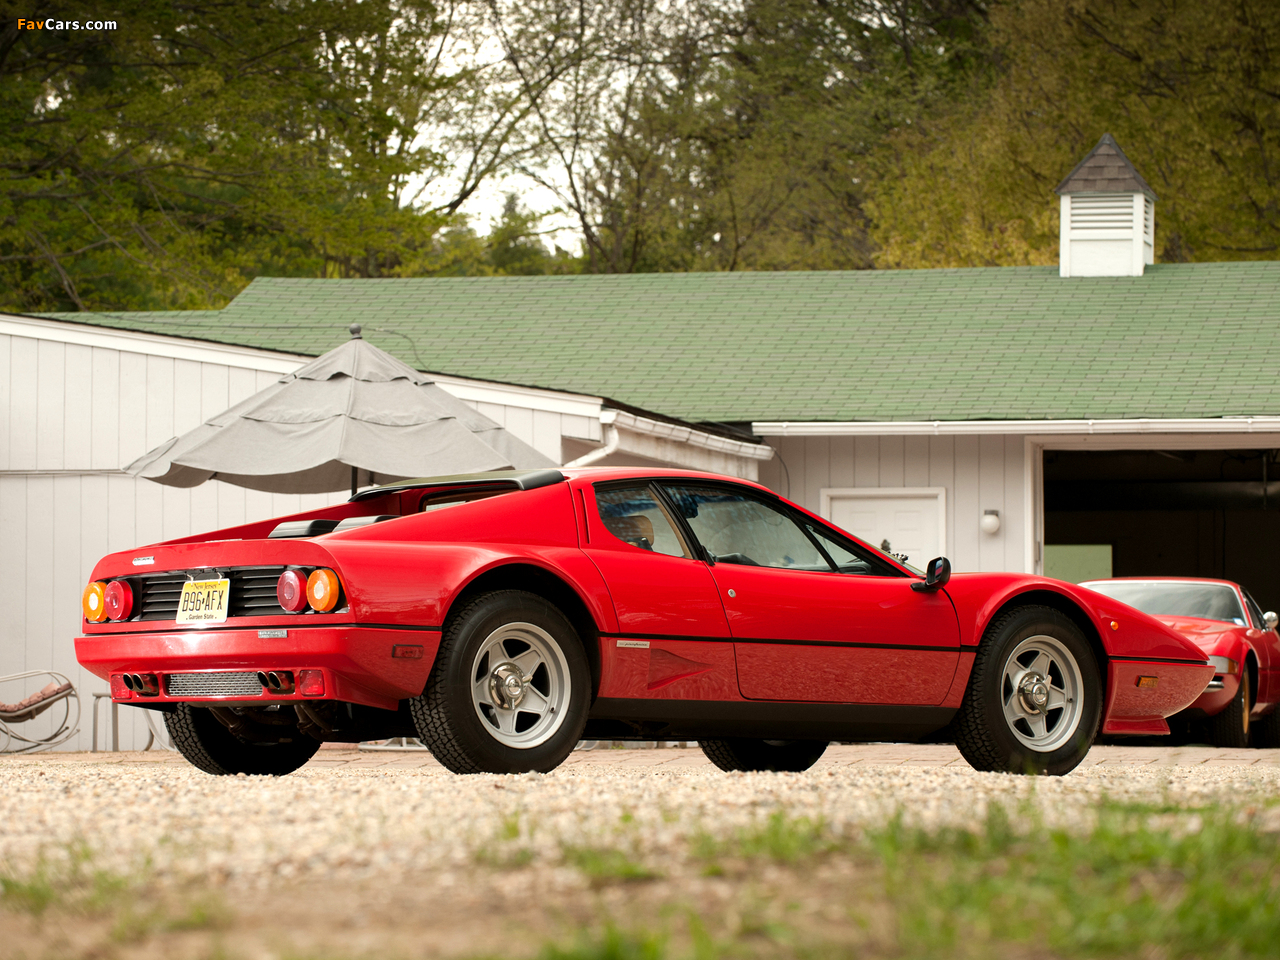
[411,590,590,774]
[699,738,827,772]
[165,704,319,776]
[1208,662,1251,748]
[954,605,1101,776]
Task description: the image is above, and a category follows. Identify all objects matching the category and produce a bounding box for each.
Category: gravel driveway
[5,745,1280,883]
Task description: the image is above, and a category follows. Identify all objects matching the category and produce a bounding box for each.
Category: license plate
[176,579,230,624]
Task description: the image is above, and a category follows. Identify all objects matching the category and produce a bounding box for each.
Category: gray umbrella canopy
[126,331,556,494]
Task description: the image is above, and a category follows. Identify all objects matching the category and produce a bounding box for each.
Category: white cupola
[1055,134,1156,278]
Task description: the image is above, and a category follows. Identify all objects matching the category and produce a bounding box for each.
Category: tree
[0,1,532,311]
[869,0,1280,266]
[488,0,990,272]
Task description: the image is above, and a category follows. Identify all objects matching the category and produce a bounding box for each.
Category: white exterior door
[820,488,946,569]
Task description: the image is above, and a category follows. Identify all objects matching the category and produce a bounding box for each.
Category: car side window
[594,485,690,558]
[803,523,901,577]
[660,483,831,570]
[1244,590,1266,631]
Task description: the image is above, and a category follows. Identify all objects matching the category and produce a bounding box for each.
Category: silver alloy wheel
[470,621,571,748]
[1000,635,1084,752]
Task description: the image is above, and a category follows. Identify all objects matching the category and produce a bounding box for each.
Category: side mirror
[911,556,951,592]
[1265,611,1278,630]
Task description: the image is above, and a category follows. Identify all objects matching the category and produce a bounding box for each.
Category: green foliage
[870,0,1280,267]
[0,0,498,311]
[491,0,990,273]
[7,0,1275,311]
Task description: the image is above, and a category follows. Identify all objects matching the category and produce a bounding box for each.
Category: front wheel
[411,590,590,774]
[165,704,319,776]
[1250,702,1280,748]
[699,738,828,772]
[954,605,1101,775]
[1208,661,1251,748]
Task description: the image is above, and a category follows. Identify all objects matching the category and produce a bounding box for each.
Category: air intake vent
[1069,193,1134,230]
[165,671,263,698]
[228,567,288,617]
[134,575,190,621]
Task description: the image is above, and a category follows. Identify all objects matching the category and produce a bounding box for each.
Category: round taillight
[104,580,133,621]
[276,570,309,613]
[82,582,108,623]
[306,568,341,612]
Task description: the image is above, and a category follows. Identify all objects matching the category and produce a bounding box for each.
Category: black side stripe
[1110,655,1211,666]
[600,631,962,653]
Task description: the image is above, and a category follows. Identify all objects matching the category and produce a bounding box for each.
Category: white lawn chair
[0,670,80,753]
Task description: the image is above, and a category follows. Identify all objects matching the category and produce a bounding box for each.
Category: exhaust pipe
[127,673,159,696]
[258,671,295,694]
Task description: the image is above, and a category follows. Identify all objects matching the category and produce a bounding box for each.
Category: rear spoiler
[347,469,565,503]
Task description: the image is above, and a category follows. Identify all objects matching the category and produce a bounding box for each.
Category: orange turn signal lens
[306,568,341,612]
[83,582,108,622]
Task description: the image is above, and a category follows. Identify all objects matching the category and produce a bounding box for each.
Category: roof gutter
[608,409,773,459]
[754,417,1280,437]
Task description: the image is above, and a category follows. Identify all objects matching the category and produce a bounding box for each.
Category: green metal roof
[37,262,1280,423]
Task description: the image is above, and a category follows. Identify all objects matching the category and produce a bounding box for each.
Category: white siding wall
[0,330,602,751]
[1,333,341,751]
[757,434,1029,574]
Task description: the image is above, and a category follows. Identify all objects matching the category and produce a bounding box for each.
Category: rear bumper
[1102,657,1214,736]
[74,625,440,712]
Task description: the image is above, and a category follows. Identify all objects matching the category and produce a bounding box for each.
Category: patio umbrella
[126,325,556,495]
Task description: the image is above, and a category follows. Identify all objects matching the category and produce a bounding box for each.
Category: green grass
[0,843,132,916]
[562,846,660,882]
[0,843,226,942]
[548,803,1280,959]
[694,811,836,868]
[539,926,669,960]
[875,802,1280,958]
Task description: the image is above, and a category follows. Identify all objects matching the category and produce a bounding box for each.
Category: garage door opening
[1043,448,1280,613]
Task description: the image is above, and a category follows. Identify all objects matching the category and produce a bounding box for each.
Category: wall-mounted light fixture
[981,510,1001,535]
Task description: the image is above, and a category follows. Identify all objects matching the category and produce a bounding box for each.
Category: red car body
[1081,577,1280,733]
[76,468,1211,757]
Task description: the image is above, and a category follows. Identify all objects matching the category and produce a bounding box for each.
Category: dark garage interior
[1044,448,1280,613]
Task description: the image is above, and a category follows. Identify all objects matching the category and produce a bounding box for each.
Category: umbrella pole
[351,466,358,498]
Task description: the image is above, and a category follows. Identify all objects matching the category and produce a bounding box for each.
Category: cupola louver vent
[1069,194,1135,231]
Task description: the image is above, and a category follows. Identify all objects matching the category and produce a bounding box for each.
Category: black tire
[411,590,590,774]
[698,738,828,772]
[1208,661,1251,748]
[165,704,319,776]
[954,605,1102,776]
[1251,704,1280,748]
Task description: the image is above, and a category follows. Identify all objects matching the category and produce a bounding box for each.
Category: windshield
[1082,580,1246,625]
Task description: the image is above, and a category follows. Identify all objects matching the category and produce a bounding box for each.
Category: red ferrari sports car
[76,468,1211,777]
[1080,577,1280,748]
